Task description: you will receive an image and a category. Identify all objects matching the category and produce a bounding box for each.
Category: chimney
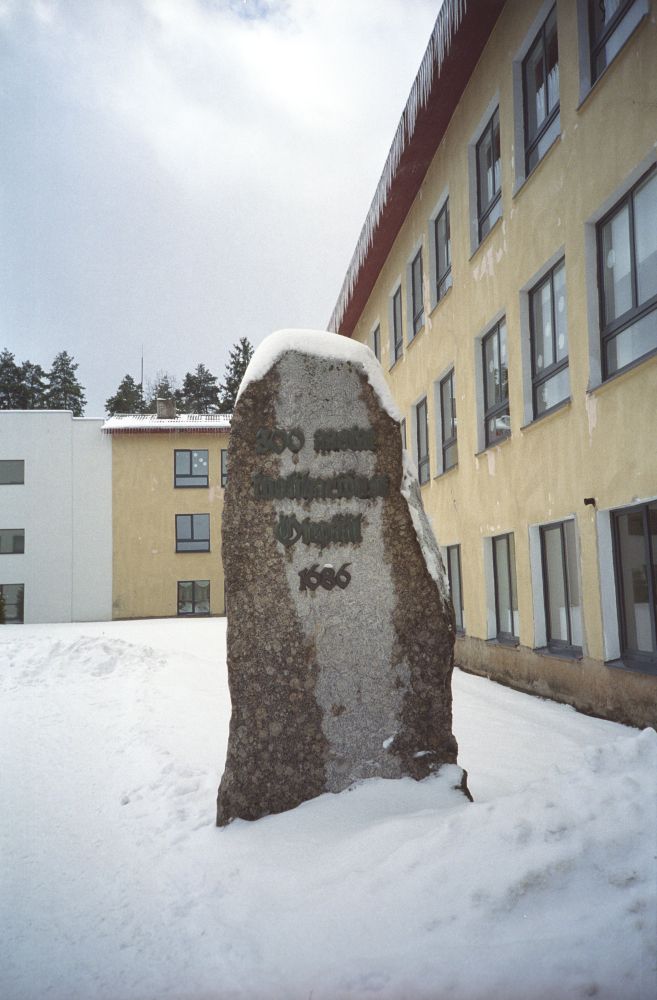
[156,398,176,420]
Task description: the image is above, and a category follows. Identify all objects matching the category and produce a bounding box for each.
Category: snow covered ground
[1,618,655,1000]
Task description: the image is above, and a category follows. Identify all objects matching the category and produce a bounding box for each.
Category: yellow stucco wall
[349,0,657,723]
[111,431,229,619]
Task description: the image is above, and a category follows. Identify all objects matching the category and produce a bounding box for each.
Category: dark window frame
[416,397,430,485]
[482,319,510,447]
[411,248,424,338]
[0,528,25,555]
[434,199,452,302]
[372,324,381,361]
[588,0,638,83]
[446,543,465,634]
[174,449,209,489]
[220,449,228,488]
[476,107,502,243]
[175,513,210,553]
[540,520,582,654]
[522,4,559,175]
[392,287,403,363]
[440,369,458,471]
[0,582,24,624]
[0,460,24,486]
[492,532,519,642]
[177,579,211,617]
[611,501,657,671]
[530,258,568,417]
[400,418,407,450]
[597,165,657,380]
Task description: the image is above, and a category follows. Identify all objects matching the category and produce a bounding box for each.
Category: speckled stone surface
[216,351,468,826]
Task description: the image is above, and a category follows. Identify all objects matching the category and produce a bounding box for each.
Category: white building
[0,411,112,624]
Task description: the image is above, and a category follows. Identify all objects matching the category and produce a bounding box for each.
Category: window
[400,418,407,450]
[221,449,228,488]
[174,449,209,488]
[434,199,452,301]
[589,0,645,83]
[598,167,657,378]
[0,583,24,624]
[476,108,502,242]
[612,501,657,665]
[176,514,210,552]
[440,369,458,471]
[411,249,424,338]
[0,460,24,485]
[493,533,519,641]
[0,529,24,554]
[415,397,429,485]
[540,520,582,652]
[392,287,403,363]
[482,319,510,446]
[530,258,569,416]
[371,325,381,362]
[446,544,464,633]
[523,5,559,174]
[177,579,210,616]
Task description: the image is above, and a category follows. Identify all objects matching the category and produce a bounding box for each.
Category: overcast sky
[0,0,441,416]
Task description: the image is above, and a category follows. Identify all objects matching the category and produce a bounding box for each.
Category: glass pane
[602,203,632,323]
[544,524,568,643]
[436,203,451,287]
[564,520,582,646]
[191,451,209,476]
[634,172,657,305]
[484,330,500,407]
[0,460,24,485]
[593,1,642,78]
[444,441,458,470]
[605,309,657,375]
[448,546,463,631]
[441,374,455,441]
[480,198,502,239]
[616,509,656,654]
[545,7,559,112]
[2,583,24,623]
[412,253,423,317]
[494,536,513,635]
[179,540,209,552]
[508,533,519,635]
[527,113,560,172]
[194,514,210,540]
[535,366,569,415]
[175,452,190,476]
[477,111,501,216]
[0,529,24,554]
[195,581,210,614]
[491,110,501,198]
[532,276,554,373]
[177,515,192,540]
[524,34,546,142]
[553,261,568,360]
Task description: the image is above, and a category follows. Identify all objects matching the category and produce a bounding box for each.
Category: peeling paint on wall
[586,393,598,442]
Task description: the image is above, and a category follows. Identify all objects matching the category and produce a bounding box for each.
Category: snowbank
[1,619,655,1000]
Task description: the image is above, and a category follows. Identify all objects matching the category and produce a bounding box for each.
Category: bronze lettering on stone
[314,426,375,453]
[298,563,351,592]
[252,471,389,502]
[273,512,362,548]
[255,427,305,454]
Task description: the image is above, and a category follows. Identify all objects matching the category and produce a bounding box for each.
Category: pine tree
[105,374,145,416]
[0,350,23,409]
[17,361,47,409]
[46,351,86,415]
[144,371,180,414]
[218,338,253,413]
[179,363,220,414]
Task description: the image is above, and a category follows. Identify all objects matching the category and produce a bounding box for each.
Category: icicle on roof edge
[328,0,467,336]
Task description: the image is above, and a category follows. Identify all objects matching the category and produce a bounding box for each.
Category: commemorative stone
[216,330,469,825]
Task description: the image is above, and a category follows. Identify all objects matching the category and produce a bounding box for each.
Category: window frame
[0,582,24,624]
[597,165,657,380]
[446,543,465,634]
[522,4,559,176]
[539,519,582,654]
[177,579,211,617]
[434,198,452,303]
[175,513,211,553]
[410,248,424,339]
[0,528,25,554]
[174,449,209,489]
[391,286,403,364]
[0,460,24,485]
[589,0,640,83]
[476,107,502,243]
[371,324,381,362]
[530,257,569,417]
[415,396,430,485]
[611,501,657,670]
[220,449,228,488]
[400,417,407,450]
[439,368,458,472]
[482,318,510,447]
[492,532,519,642]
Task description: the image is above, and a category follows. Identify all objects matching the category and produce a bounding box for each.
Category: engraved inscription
[253,471,389,502]
[298,563,352,592]
[274,513,362,548]
[255,427,305,455]
[314,426,375,453]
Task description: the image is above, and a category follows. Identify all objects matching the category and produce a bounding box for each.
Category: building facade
[330,0,657,727]
[105,412,230,620]
[0,411,112,623]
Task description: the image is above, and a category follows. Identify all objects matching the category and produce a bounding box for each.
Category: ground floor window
[0,583,24,623]
[446,544,464,633]
[493,533,519,641]
[613,501,657,665]
[177,580,210,616]
[540,520,582,653]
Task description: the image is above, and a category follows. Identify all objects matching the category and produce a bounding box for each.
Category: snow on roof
[237,328,402,422]
[103,412,232,433]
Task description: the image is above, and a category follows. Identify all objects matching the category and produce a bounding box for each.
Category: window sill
[434,462,458,480]
[512,130,561,199]
[469,214,503,263]
[486,635,520,649]
[576,5,649,113]
[534,645,583,663]
[475,432,511,458]
[520,397,571,432]
[587,346,657,396]
[605,656,657,678]
[389,356,403,374]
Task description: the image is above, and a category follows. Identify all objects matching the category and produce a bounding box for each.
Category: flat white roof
[103,413,232,433]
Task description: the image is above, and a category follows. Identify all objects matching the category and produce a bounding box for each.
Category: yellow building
[105,408,230,620]
[330,0,657,727]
